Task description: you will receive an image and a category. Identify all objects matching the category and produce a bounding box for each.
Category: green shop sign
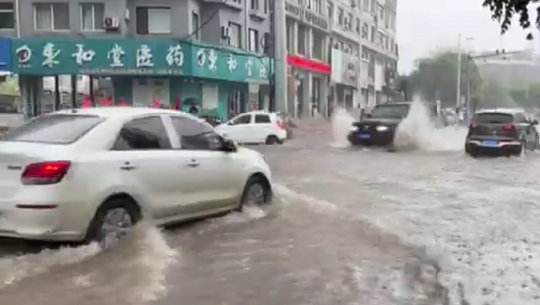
[11,38,271,83]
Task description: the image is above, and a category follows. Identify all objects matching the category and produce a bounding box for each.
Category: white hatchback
[0,108,273,247]
[214,111,288,144]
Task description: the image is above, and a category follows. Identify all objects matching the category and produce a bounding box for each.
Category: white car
[0,108,273,247]
[214,111,288,144]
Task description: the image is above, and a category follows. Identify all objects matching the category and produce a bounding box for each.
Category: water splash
[330,106,356,148]
[394,100,468,152]
[0,223,178,305]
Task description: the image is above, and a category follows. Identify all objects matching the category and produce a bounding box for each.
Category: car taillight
[502,124,516,131]
[469,123,477,129]
[276,121,285,130]
[21,161,71,185]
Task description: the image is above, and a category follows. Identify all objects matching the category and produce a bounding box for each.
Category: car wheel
[265,135,280,145]
[514,139,526,157]
[85,197,139,249]
[237,175,272,211]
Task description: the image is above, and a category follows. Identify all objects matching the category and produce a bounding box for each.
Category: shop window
[81,3,104,31]
[136,7,171,34]
[0,2,15,29]
[312,29,325,61]
[297,24,307,56]
[34,3,69,30]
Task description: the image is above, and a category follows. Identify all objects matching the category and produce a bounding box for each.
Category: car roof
[475,108,525,115]
[51,107,197,120]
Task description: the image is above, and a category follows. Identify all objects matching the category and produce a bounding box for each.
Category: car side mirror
[221,138,237,152]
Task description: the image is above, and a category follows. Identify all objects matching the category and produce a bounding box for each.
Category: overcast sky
[397,0,538,73]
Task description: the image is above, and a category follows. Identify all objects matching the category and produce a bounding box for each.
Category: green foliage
[400,51,482,105]
[482,0,537,39]
[474,78,513,108]
[0,77,18,96]
[508,82,540,108]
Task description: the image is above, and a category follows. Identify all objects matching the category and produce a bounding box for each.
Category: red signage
[287,55,331,75]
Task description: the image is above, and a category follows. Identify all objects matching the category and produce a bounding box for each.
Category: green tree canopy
[399,51,482,105]
[474,78,513,109]
[483,0,537,39]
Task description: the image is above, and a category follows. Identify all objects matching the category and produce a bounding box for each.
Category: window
[250,0,259,10]
[474,113,514,124]
[0,3,15,29]
[231,114,252,125]
[298,24,307,55]
[337,7,344,25]
[313,0,322,14]
[345,13,353,30]
[249,28,259,52]
[361,23,368,39]
[191,12,200,40]
[136,7,171,34]
[34,3,69,30]
[355,18,361,33]
[113,116,171,150]
[80,3,104,31]
[264,0,268,13]
[171,116,221,150]
[3,114,104,144]
[254,114,271,123]
[228,22,242,48]
[370,0,376,14]
[312,30,325,60]
[327,1,333,17]
[363,0,369,11]
[286,19,294,52]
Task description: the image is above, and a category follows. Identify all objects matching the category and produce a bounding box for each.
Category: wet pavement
[1,116,540,305]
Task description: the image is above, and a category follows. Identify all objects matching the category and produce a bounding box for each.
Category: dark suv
[465,108,539,157]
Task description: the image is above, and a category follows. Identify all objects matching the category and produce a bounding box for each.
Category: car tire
[265,135,281,145]
[236,175,272,211]
[85,197,139,249]
[514,139,526,157]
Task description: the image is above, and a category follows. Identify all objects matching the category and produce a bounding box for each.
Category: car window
[112,116,171,150]
[474,113,514,124]
[231,114,252,125]
[171,116,221,150]
[2,114,104,144]
[254,114,271,123]
[370,104,409,119]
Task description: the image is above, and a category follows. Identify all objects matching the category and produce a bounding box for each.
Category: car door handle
[120,162,136,171]
[186,160,200,167]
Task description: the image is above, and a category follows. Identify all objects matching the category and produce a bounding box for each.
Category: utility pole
[272,0,288,113]
[456,33,462,110]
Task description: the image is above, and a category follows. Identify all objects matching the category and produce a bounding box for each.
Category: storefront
[11,38,272,120]
[286,54,330,118]
[330,49,359,111]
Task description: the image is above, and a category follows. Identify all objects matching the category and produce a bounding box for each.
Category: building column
[320,78,329,118]
[306,27,313,58]
[302,73,311,118]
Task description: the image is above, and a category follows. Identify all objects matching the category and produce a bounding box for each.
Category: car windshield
[474,112,514,124]
[2,114,104,144]
[369,104,410,119]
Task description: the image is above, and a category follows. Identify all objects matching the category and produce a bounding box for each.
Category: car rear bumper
[466,139,521,148]
[0,200,90,242]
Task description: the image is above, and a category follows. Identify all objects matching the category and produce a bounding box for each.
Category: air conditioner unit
[220,26,230,39]
[103,17,120,30]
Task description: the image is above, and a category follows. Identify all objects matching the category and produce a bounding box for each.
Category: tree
[474,78,513,109]
[508,82,540,108]
[483,0,537,39]
[401,51,482,106]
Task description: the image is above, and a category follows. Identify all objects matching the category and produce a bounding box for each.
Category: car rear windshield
[2,114,104,144]
[370,104,410,119]
[474,113,514,124]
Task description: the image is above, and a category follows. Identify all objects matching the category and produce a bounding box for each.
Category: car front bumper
[347,130,395,146]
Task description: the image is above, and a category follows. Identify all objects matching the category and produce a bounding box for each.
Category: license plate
[358,133,370,139]
[481,140,498,147]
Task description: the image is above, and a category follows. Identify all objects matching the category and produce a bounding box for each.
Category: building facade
[359,0,398,107]
[4,0,273,119]
[282,0,398,118]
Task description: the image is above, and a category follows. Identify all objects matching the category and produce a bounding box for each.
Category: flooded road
[1,109,540,305]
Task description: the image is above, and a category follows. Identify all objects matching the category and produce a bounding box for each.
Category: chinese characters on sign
[12,39,271,81]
